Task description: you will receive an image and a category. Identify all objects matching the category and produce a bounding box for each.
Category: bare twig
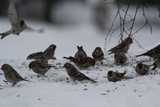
[132,37,145,50]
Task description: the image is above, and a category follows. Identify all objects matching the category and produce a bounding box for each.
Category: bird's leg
[3,80,8,84]
[12,83,17,87]
[43,74,47,77]
[37,74,40,78]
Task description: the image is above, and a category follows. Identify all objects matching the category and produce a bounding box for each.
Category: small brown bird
[136,45,160,59]
[151,57,160,70]
[135,63,149,75]
[92,47,104,64]
[35,55,48,64]
[74,46,87,59]
[114,53,128,65]
[42,44,57,60]
[63,63,97,83]
[1,64,30,86]
[108,37,133,54]
[63,56,95,69]
[107,71,128,82]
[27,51,43,60]
[29,61,54,77]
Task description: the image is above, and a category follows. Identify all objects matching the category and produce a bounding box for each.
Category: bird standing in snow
[92,47,104,64]
[74,46,87,59]
[135,63,149,75]
[63,56,95,69]
[29,61,54,77]
[114,53,128,65]
[1,64,30,86]
[63,63,97,83]
[41,44,57,60]
[107,71,129,82]
[0,0,43,39]
[136,45,160,60]
[108,37,133,54]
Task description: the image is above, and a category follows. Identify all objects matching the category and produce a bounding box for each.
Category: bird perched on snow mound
[107,71,130,82]
[0,0,44,39]
[135,63,149,75]
[63,56,95,69]
[114,53,128,65]
[74,46,87,59]
[108,37,133,54]
[29,61,54,77]
[1,64,30,86]
[92,47,104,64]
[27,44,57,62]
[63,63,97,83]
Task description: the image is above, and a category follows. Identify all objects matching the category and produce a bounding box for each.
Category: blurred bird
[63,63,97,83]
[27,51,43,60]
[136,45,160,59]
[35,55,48,64]
[108,37,133,54]
[63,56,95,69]
[0,0,43,39]
[42,44,57,60]
[74,46,87,59]
[151,57,160,70]
[29,61,54,76]
[135,63,149,75]
[107,71,129,82]
[92,47,104,64]
[114,53,128,65]
[1,64,30,86]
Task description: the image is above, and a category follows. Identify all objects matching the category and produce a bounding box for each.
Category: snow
[0,8,160,107]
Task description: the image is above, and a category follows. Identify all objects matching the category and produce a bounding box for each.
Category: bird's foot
[3,80,8,84]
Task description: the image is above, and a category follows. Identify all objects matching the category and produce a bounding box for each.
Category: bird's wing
[152,45,160,53]
[108,42,125,53]
[12,69,24,80]
[116,42,126,50]
[8,0,19,25]
[115,71,126,79]
[25,27,45,33]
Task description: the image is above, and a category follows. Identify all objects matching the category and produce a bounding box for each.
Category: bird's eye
[20,20,25,27]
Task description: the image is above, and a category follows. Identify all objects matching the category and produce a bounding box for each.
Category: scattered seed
[83,88,87,91]
[101,93,106,95]
[106,90,110,92]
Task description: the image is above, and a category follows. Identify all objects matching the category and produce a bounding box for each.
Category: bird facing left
[1,64,30,86]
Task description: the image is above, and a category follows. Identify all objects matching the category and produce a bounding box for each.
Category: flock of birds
[1,36,160,86]
[0,0,160,87]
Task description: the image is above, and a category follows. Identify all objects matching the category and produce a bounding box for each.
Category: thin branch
[132,37,145,50]
[128,3,140,36]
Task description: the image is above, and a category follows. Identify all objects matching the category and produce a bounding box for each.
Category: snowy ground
[0,17,160,107]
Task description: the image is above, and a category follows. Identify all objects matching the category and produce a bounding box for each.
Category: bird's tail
[123,76,132,79]
[63,56,69,59]
[0,33,9,39]
[23,79,30,82]
[87,77,97,83]
[136,53,146,57]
